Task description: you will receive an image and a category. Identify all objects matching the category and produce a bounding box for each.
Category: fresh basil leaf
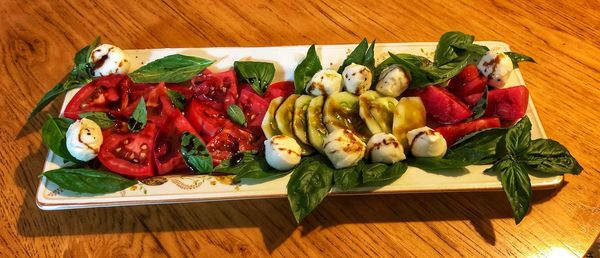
[226,104,247,127]
[470,86,488,120]
[78,112,115,129]
[446,128,508,164]
[389,52,432,88]
[364,40,376,71]
[287,155,334,223]
[363,162,407,184]
[42,117,79,163]
[181,132,212,174]
[213,152,288,180]
[294,45,322,94]
[505,52,536,68]
[128,97,147,132]
[426,53,471,85]
[333,161,363,191]
[434,31,475,66]
[503,116,532,156]
[338,38,369,73]
[407,157,470,171]
[486,157,531,224]
[29,78,90,119]
[234,61,275,95]
[43,167,138,194]
[166,89,186,111]
[74,36,101,65]
[129,54,214,83]
[519,139,583,175]
[373,54,431,84]
[450,42,489,56]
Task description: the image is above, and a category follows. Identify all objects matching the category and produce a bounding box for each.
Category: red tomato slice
[191,70,238,110]
[206,122,259,166]
[185,98,228,142]
[417,85,473,124]
[122,82,177,127]
[237,84,270,134]
[264,81,295,101]
[64,74,131,120]
[154,111,202,175]
[98,123,158,178]
[435,117,501,146]
[446,64,488,101]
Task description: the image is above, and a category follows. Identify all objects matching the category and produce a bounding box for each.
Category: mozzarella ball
[376,64,409,97]
[66,118,104,161]
[323,129,366,169]
[264,135,302,171]
[366,133,406,164]
[305,69,343,96]
[89,44,131,77]
[406,127,447,158]
[477,50,514,88]
[342,63,372,95]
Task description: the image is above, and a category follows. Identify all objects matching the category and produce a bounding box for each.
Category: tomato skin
[446,64,488,101]
[191,70,238,111]
[154,111,202,175]
[264,81,295,101]
[463,86,530,122]
[417,85,473,124]
[435,117,501,146]
[185,98,228,142]
[98,123,158,178]
[237,84,270,134]
[64,74,131,120]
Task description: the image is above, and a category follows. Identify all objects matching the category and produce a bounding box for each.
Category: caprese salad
[31,32,582,224]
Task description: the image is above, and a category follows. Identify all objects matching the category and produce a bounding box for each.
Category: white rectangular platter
[36,41,561,210]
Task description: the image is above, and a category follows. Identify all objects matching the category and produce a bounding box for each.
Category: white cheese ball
[305,69,343,96]
[323,129,366,169]
[477,50,514,88]
[89,44,131,77]
[366,133,406,164]
[264,135,302,171]
[376,64,409,97]
[342,63,372,95]
[407,127,447,158]
[65,118,104,161]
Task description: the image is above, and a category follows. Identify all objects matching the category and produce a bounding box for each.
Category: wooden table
[2,0,599,256]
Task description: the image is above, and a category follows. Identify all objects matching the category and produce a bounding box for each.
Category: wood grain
[1,0,599,257]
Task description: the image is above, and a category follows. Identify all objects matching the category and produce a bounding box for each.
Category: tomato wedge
[185,98,228,142]
[154,111,202,175]
[99,123,158,178]
[122,82,177,127]
[435,117,501,146]
[64,74,131,120]
[446,64,488,101]
[192,70,238,111]
[264,81,295,101]
[237,84,270,134]
[206,122,259,165]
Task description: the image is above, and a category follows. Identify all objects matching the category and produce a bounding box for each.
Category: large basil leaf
[213,152,288,180]
[79,112,115,129]
[505,52,536,68]
[487,157,531,224]
[287,156,334,223]
[234,61,275,95]
[41,117,79,163]
[333,161,363,191]
[434,31,475,66]
[364,40,376,71]
[363,162,407,184]
[293,45,322,94]
[426,53,471,85]
[519,139,583,175]
[29,37,99,118]
[446,128,508,164]
[503,116,532,156]
[129,54,214,83]
[450,42,489,57]
[389,52,432,88]
[373,53,430,84]
[181,132,212,174]
[407,157,470,171]
[43,167,138,194]
[127,97,147,132]
[337,38,370,73]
